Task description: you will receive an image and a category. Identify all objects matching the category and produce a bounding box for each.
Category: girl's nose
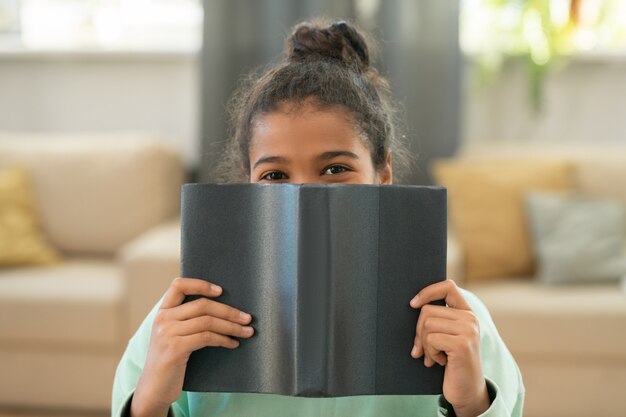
[287,174,319,184]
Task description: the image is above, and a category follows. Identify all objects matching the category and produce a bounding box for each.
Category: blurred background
[0,0,625,416]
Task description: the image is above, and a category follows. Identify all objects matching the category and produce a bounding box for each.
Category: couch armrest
[118,219,180,339]
[447,230,465,286]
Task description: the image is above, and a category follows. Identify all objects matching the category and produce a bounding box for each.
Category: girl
[113,19,524,417]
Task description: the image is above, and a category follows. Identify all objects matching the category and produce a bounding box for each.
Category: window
[461,0,626,66]
[1,0,202,52]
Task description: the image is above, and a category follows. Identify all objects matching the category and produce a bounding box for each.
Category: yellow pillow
[432,159,573,283]
[0,167,59,266]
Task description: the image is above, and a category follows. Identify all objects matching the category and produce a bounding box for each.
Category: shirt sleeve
[436,377,524,417]
[116,392,177,417]
[435,289,526,417]
[111,296,190,417]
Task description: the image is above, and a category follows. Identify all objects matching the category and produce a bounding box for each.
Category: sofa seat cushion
[467,280,626,359]
[0,259,123,349]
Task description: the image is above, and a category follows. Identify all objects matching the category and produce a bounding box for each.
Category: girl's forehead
[250,102,366,155]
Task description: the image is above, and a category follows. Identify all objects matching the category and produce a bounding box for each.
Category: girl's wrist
[131,373,173,417]
[452,382,491,417]
[130,388,172,417]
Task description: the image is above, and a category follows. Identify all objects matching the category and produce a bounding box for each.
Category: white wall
[0,51,200,167]
[2,50,624,167]
[463,55,626,148]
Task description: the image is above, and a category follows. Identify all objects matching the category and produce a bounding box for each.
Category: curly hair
[214,19,411,183]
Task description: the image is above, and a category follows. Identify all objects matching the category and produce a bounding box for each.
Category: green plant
[461,0,626,113]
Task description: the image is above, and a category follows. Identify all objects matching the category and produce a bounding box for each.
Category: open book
[181,184,447,397]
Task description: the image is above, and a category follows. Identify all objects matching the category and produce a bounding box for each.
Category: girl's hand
[131,277,254,417]
[409,279,490,417]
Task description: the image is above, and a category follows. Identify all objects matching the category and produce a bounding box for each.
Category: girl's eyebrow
[252,155,289,169]
[317,151,359,160]
[252,151,358,169]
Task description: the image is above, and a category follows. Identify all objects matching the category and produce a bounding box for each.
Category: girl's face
[248,101,392,185]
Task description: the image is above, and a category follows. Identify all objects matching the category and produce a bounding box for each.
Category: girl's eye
[261,171,288,181]
[323,165,349,175]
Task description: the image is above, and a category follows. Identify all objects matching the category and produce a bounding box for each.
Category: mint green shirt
[112,289,524,417]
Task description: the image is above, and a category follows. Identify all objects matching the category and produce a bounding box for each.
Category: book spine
[325,186,379,396]
[295,187,330,396]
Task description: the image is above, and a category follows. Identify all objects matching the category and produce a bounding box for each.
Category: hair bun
[286,20,370,71]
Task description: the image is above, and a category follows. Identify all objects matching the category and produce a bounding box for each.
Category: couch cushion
[0,167,59,265]
[0,259,123,348]
[458,143,626,206]
[526,192,626,284]
[432,159,573,282]
[574,154,626,206]
[0,349,119,409]
[468,281,626,359]
[0,134,183,255]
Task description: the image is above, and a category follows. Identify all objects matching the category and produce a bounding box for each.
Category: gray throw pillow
[525,192,626,284]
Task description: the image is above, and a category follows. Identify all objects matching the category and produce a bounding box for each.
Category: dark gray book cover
[181,184,447,397]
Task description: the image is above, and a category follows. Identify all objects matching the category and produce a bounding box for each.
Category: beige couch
[0,134,184,411]
[4,136,623,417]
[439,143,626,417]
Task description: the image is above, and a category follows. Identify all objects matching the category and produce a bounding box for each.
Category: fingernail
[411,345,417,358]
[410,295,419,308]
[212,284,222,293]
[240,311,251,321]
[243,326,254,335]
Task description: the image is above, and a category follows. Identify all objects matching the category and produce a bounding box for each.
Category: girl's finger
[411,340,423,359]
[418,304,466,321]
[424,355,436,368]
[170,296,252,325]
[412,304,476,360]
[424,333,457,357]
[418,317,468,340]
[412,304,453,360]
[423,348,447,367]
[413,305,467,353]
[161,277,223,309]
[176,315,254,339]
[423,333,456,366]
[419,320,458,367]
[410,279,471,311]
[183,331,240,352]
